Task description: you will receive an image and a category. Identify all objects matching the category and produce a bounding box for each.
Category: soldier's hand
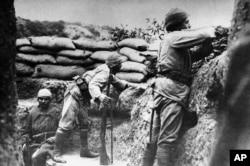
[21,134,31,145]
[98,94,111,106]
[46,136,56,144]
[215,26,228,38]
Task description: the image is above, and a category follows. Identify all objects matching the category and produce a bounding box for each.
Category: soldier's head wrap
[164,8,188,31]
[37,89,52,98]
[73,75,87,85]
[105,54,124,68]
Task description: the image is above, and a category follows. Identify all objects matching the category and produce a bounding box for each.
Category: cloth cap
[164,8,188,31]
[105,54,124,68]
[38,89,52,98]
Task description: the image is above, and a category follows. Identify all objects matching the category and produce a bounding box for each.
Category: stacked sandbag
[33,64,87,80]
[115,38,158,83]
[118,38,149,51]
[90,51,127,63]
[73,38,118,51]
[72,38,127,70]
[15,37,93,79]
[16,36,156,83]
[15,62,34,76]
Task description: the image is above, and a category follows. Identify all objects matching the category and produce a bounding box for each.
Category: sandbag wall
[16,36,157,83]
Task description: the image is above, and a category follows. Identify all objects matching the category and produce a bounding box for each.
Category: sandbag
[120,61,148,75]
[33,64,86,80]
[18,46,56,55]
[15,62,34,76]
[139,50,158,58]
[56,49,92,59]
[30,36,75,50]
[73,39,117,51]
[85,63,104,70]
[115,72,146,83]
[148,40,161,51]
[16,53,56,64]
[90,51,128,62]
[16,38,31,48]
[119,47,146,63]
[118,38,149,51]
[56,56,95,66]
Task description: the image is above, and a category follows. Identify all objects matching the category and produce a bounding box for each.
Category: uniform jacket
[83,64,128,100]
[58,64,128,130]
[155,27,215,107]
[26,103,60,139]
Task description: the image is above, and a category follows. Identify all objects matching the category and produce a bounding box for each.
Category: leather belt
[157,71,192,86]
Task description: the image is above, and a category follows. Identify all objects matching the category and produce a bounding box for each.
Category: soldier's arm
[170,26,216,48]
[190,41,213,62]
[111,75,146,90]
[111,75,128,90]
[88,66,109,101]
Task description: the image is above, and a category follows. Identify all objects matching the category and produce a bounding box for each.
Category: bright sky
[15,0,234,29]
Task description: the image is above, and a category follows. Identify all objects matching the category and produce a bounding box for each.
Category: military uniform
[58,64,127,131]
[22,103,60,166]
[54,64,128,161]
[143,27,216,166]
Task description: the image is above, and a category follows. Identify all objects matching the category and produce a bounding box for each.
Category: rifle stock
[100,72,112,165]
[25,136,32,166]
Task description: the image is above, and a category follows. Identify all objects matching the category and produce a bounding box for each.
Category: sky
[14,0,235,29]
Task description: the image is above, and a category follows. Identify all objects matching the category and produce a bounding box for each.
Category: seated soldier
[22,88,60,166]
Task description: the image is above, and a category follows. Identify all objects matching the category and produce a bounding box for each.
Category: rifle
[25,136,32,166]
[149,109,155,143]
[110,76,114,164]
[32,131,56,143]
[100,71,112,165]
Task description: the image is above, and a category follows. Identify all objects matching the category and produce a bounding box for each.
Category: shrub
[110,18,164,43]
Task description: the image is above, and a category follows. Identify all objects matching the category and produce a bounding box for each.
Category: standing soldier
[22,88,60,166]
[141,8,219,166]
[53,54,139,163]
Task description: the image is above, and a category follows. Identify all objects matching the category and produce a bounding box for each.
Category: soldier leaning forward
[52,54,141,163]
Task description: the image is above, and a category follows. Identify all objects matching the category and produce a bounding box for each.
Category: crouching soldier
[22,89,60,166]
[53,54,141,163]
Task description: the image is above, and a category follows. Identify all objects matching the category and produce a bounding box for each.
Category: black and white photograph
[1,0,250,166]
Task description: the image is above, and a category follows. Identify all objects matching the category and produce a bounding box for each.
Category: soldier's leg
[141,92,165,166]
[78,107,99,158]
[141,111,159,166]
[22,144,39,166]
[53,128,71,163]
[79,128,99,158]
[53,96,78,163]
[32,143,54,166]
[22,144,31,166]
[155,100,183,166]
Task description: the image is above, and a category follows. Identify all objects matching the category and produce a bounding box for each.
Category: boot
[141,143,157,166]
[52,131,67,163]
[80,129,99,158]
[155,147,171,166]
